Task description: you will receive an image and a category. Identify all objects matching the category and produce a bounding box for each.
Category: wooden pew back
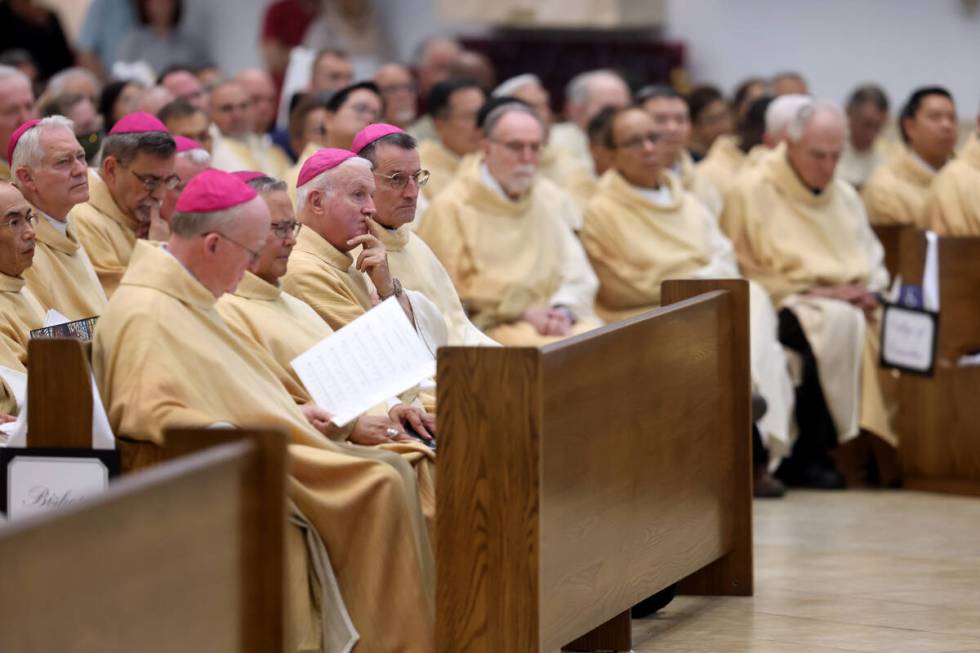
[0,430,286,653]
[872,224,912,280]
[437,279,752,651]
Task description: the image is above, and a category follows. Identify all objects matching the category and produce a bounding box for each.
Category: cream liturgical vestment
[581,169,794,456]
[926,132,980,236]
[366,218,497,346]
[418,139,467,202]
[418,161,601,346]
[22,214,107,320]
[722,153,896,447]
[70,170,139,297]
[93,242,436,653]
[698,135,771,198]
[0,273,44,414]
[861,147,937,227]
[210,132,292,179]
[674,149,722,216]
[0,159,10,182]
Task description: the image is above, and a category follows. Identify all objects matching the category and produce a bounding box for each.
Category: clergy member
[698,95,773,197]
[374,62,418,129]
[158,97,214,153]
[159,135,210,230]
[71,111,177,296]
[0,182,44,415]
[92,169,436,652]
[209,80,291,178]
[580,106,794,479]
[418,102,601,346]
[550,69,632,175]
[838,84,890,189]
[638,85,723,215]
[282,148,448,356]
[353,122,496,345]
[0,66,36,182]
[417,78,485,201]
[862,86,958,227]
[723,101,895,489]
[926,108,980,235]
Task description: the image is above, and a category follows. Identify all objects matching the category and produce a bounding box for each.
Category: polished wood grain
[26,338,92,448]
[0,432,286,653]
[872,224,911,279]
[437,280,752,652]
[893,232,980,487]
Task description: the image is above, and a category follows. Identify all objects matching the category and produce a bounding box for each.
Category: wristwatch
[380,278,403,300]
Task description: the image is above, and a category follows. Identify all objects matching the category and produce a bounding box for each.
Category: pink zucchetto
[174,135,204,153]
[297,148,357,187]
[351,123,405,155]
[175,168,257,213]
[6,119,40,163]
[108,111,170,135]
[231,170,265,184]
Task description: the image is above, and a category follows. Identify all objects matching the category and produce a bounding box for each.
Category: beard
[500,164,537,197]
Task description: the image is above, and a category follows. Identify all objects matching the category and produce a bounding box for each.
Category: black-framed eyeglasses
[614,132,662,150]
[131,169,181,191]
[206,231,262,264]
[270,221,302,239]
[376,169,430,190]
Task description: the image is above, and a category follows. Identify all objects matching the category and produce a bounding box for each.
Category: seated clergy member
[216,171,436,514]
[0,65,36,182]
[158,97,214,153]
[92,169,435,652]
[723,101,895,488]
[282,148,449,350]
[209,80,291,178]
[638,85,722,215]
[550,69,632,176]
[837,84,890,189]
[698,95,773,197]
[352,123,497,345]
[926,107,980,235]
[8,117,107,319]
[581,106,794,467]
[0,182,44,414]
[417,78,485,201]
[862,86,958,227]
[71,112,177,296]
[419,102,602,346]
[159,136,211,228]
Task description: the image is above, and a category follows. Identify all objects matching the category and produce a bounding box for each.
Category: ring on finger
[385,427,399,437]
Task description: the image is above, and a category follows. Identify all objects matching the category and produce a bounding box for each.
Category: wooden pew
[892,232,980,494]
[436,279,752,652]
[872,224,913,279]
[0,429,286,652]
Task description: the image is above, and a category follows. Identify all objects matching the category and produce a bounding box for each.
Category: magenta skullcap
[6,119,41,164]
[175,168,257,213]
[109,111,169,135]
[297,148,357,188]
[351,123,405,155]
[174,135,205,153]
[231,170,265,184]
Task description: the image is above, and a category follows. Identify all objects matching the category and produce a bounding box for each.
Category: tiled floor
[631,490,980,652]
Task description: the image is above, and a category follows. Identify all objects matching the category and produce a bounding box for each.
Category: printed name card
[880,305,938,376]
[1,449,119,519]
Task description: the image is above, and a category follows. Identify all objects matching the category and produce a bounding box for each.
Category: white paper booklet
[291,298,436,426]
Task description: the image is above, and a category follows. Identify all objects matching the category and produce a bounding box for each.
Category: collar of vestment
[294,223,354,271]
[233,270,281,301]
[471,160,536,214]
[120,240,217,310]
[674,149,697,186]
[86,169,139,234]
[0,272,25,293]
[0,159,9,182]
[768,151,838,208]
[421,139,461,168]
[32,206,81,255]
[600,168,684,212]
[962,132,980,170]
[369,217,410,252]
[899,147,939,186]
[708,134,746,165]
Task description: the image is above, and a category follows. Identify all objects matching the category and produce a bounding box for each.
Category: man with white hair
[723,100,895,489]
[764,93,812,148]
[638,85,723,215]
[93,168,436,653]
[419,102,601,346]
[71,112,177,296]
[9,117,107,319]
[551,69,632,174]
[0,66,37,181]
[43,67,101,104]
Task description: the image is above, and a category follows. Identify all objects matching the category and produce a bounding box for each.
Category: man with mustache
[419,102,602,345]
[9,116,107,319]
[71,112,177,296]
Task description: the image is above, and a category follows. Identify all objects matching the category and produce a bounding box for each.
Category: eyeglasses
[207,231,262,264]
[0,210,36,233]
[270,221,302,239]
[490,139,542,156]
[614,132,662,150]
[376,169,430,190]
[131,169,181,191]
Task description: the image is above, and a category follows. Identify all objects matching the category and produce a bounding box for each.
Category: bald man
[723,101,894,489]
[374,62,418,128]
[551,69,632,175]
[0,66,36,181]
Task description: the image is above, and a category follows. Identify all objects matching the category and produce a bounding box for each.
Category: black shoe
[754,466,787,498]
[795,464,846,490]
[630,583,678,618]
